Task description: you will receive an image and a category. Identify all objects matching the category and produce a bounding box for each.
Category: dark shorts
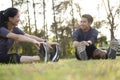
[75,44,97,59]
[0,53,21,64]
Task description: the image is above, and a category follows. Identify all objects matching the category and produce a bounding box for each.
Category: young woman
[0,7,59,63]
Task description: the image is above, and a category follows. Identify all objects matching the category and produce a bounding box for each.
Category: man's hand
[87,40,92,45]
[81,41,89,46]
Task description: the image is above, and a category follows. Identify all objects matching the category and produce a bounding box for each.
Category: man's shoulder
[74,28,81,32]
[91,27,98,32]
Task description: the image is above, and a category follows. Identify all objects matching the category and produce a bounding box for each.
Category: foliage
[9,0,120,57]
[93,20,106,29]
[96,36,108,48]
[102,0,120,39]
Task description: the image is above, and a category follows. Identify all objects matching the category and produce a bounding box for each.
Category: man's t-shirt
[0,27,25,54]
[72,27,98,45]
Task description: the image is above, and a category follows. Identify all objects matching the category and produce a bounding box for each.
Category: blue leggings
[0,53,21,64]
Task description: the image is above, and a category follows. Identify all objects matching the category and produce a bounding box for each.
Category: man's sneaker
[50,45,60,62]
[107,39,119,59]
[38,43,50,62]
[76,42,88,60]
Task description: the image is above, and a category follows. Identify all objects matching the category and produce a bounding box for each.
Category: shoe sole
[108,39,119,59]
[107,48,116,59]
[41,44,50,62]
[52,45,60,62]
[109,39,119,51]
[76,43,88,60]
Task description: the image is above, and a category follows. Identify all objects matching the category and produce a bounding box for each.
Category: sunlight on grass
[1,57,120,80]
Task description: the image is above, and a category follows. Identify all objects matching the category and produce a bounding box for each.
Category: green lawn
[1,56,120,80]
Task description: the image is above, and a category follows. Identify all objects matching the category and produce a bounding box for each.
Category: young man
[72,14,119,60]
[0,7,60,64]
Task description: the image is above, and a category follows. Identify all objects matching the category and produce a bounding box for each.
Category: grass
[1,57,120,80]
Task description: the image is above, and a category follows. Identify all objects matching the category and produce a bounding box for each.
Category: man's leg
[92,49,107,59]
[92,39,120,59]
[85,44,106,59]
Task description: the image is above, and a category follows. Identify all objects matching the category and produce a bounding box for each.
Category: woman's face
[8,12,20,26]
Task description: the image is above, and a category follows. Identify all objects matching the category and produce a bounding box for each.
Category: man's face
[80,17,91,30]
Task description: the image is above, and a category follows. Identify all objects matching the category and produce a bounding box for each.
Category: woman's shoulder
[0,26,8,30]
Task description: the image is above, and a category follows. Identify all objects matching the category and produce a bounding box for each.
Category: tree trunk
[52,0,58,42]
[27,0,31,34]
[43,0,47,39]
[11,0,14,7]
[70,0,75,32]
[32,0,37,35]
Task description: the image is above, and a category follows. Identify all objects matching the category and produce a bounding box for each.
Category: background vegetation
[8,0,120,57]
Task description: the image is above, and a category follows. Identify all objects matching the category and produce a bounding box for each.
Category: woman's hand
[33,40,44,50]
[45,42,59,49]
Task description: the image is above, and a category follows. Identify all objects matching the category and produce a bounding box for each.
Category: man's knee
[93,49,107,59]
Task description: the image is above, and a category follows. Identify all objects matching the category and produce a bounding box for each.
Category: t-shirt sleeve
[89,29,98,44]
[72,31,79,42]
[0,27,10,38]
[13,27,25,35]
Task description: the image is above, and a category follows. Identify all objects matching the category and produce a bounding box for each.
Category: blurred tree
[96,36,108,49]
[52,0,58,41]
[50,0,82,57]
[93,20,106,29]
[102,0,120,40]
[32,0,38,35]
[43,0,48,40]
[26,0,31,34]
[11,0,14,7]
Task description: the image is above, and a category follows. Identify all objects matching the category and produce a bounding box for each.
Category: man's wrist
[87,40,92,45]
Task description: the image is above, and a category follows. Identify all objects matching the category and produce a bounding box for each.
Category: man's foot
[76,43,88,60]
[38,43,50,62]
[50,45,60,62]
[107,39,119,59]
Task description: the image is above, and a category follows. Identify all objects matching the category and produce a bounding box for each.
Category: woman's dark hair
[0,7,18,28]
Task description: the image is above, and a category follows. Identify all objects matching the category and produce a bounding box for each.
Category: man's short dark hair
[82,14,93,23]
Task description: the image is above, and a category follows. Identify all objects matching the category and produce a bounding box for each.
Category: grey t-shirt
[0,27,25,54]
[72,27,98,44]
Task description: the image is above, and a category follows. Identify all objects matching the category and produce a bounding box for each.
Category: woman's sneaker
[50,45,60,62]
[76,43,88,60]
[38,43,50,62]
[107,39,119,59]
